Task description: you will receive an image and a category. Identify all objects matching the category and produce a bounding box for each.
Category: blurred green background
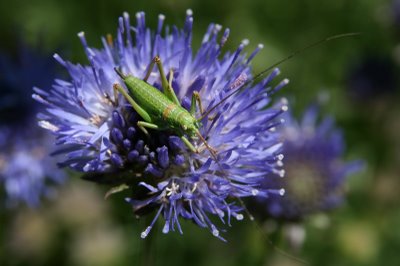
[0,0,399,265]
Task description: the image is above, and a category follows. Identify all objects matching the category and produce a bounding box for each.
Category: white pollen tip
[162,224,169,234]
[242,39,250,45]
[236,214,244,221]
[280,97,288,105]
[217,209,225,217]
[135,12,141,18]
[258,43,264,49]
[283,78,290,84]
[279,169,285,178]
[38,121,60,132]
[277,154,284,160]
[281,105,288,111]
[215,24,222,31]
[77,31,85,37]
[280,118,285,123]
[277,161,283,167]
[269,127,276,132]
[279,188,285,196]
[159,14,165,20]
[123,12,129,18]
[140,226,151,239]
[212,229,219,237]
[251,189,259,196]
[186,9,193,16]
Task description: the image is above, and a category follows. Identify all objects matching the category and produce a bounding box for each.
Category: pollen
[89,114,104,126]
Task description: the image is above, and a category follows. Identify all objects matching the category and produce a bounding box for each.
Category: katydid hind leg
[113,83,153,123]
[155,56,181,106]
[143,57,158,82]
[168,68,177,103]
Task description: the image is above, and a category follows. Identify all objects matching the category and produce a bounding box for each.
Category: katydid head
[178,109,200,136]
[181,122,198,138]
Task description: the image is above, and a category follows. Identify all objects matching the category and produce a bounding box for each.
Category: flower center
[285,161,322,209]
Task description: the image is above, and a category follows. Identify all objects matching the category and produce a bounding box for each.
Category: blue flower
[0,43,66,207]
[0,127,66,208]
[34,10,288,240]
[256,106,363,221]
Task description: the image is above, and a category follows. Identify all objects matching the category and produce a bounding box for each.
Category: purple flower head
[34,10,288,240]
[0,44,66,207]
[0,128,66,208]
[257,105,363,221]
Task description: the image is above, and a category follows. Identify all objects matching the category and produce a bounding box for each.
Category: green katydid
[113,56,216,157]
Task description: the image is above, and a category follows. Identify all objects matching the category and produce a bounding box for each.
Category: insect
[113,56,216,157]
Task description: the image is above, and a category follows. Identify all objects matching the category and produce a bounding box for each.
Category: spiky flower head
[34,10,288,240]
[256,106,363,221]
[0,44,66,207]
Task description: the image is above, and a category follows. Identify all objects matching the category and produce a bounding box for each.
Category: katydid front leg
[143,57,157,82]
[143,56,181,106]
[181,136,198,153]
